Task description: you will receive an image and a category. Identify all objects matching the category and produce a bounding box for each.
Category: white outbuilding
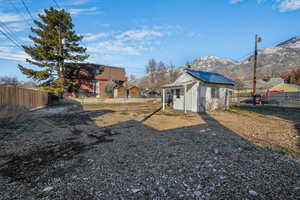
[161,69,236,113]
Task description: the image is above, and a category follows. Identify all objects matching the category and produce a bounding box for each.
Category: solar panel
[186,69,236,85]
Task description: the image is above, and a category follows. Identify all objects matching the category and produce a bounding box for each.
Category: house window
[94,69,100,75]
[176,89,180,98]
[211,87,219,98]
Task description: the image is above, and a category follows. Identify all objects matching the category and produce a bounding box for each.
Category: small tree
[18,7,89,94]
[104,81,116,97]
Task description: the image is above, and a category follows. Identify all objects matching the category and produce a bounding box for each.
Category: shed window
[176,89,180,98]
[211,87,219,98]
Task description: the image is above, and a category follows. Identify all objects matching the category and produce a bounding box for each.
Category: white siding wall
[204,86,229,111]
[186,82,199,112]
[173,88,184,111]
[172,83,230,112]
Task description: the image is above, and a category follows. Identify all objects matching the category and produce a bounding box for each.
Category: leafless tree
[141,59,181,90]
[169,64,180,83]
[0,76,20,86]
[129,74,137,82]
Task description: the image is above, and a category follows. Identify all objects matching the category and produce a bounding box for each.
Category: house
[234,78,285,95]
[269,82,300,93]
[113,83,141,98]
[161,69,236,113]
[65,63,127,98]
[234,77,300,94]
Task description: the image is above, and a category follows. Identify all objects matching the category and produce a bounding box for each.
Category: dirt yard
[0,102,299,199]
[86,103,300,160]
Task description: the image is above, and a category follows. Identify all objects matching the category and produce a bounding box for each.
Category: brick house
[66,63,127,98]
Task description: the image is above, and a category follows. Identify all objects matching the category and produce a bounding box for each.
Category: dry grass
[210,106,300,160]
[143,108,205,131]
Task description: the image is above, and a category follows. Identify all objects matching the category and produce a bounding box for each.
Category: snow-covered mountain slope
[183,36,300,81]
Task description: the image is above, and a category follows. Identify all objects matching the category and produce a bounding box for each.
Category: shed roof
[186,69,236,85]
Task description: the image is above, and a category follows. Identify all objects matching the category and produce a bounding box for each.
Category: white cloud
[0,46,28,62]
[83,33,109,41]
[88,40,142,56]
[116,29,164,41]
[68,7,102,15]
[84,28,167,56]
[62,0,90,6]
[230,0,244,4]
[277,0,300,12]
[229,0,300,11]
[6,22,29,32]
[0,12,25,22]
[187,32,202,38]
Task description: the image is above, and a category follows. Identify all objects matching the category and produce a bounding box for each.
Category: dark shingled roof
[186,69,236,85]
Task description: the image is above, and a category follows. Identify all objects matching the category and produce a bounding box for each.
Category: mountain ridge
[183,35,300,81]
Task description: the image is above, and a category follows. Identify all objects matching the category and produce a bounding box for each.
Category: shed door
[198,86,206,112]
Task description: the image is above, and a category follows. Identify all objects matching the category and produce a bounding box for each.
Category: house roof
[65,63,126,81]
[114,82,139,89]
[95,65,126,81]
[186,69,236,85]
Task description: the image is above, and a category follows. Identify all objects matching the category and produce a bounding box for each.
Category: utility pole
[252,34,261,105]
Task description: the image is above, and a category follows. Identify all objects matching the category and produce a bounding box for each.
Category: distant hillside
[182,36,300,81]
[137,36,300,88]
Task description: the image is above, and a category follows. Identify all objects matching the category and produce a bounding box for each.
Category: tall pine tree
[18,7,89,94]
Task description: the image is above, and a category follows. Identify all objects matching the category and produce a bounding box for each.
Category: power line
[8,0,32,28]
[0,29,23,49]
[19,0,35,22]
[52,0,61,9]
[0,20,24,47]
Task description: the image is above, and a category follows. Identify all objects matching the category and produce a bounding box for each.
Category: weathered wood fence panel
[0,85,48,108]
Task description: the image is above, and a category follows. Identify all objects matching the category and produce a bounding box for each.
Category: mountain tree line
[139,59,180,90]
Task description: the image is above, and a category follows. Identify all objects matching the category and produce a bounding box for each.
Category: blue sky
[0,0,300,81]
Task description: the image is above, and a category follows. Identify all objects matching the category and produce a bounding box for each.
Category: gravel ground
[0,105,300,200]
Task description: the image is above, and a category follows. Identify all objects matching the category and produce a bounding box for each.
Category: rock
[249,190,258,196]
[131,188,141,193]
[214,149,219,154]
[42,186,54,192]
[207,163,213,168]
[158,186,167,193]
[194,191,202,197]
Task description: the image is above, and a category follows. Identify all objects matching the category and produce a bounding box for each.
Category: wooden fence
[0,85,48,108]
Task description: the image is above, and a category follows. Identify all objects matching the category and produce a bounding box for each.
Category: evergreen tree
[18,7,89,94]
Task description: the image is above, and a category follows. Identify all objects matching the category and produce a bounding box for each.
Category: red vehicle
[240,94,265,104]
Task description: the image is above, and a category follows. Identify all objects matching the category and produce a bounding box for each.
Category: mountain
[137,36,300,89]
[184,36,300,81]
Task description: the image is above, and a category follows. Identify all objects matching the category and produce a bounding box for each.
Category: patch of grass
[264,145,296,156]
[119,112,130,115]
[83,102,146,108]
[228,107,257,116]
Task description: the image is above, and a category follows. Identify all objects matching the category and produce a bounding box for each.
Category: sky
[0,0,300,81]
